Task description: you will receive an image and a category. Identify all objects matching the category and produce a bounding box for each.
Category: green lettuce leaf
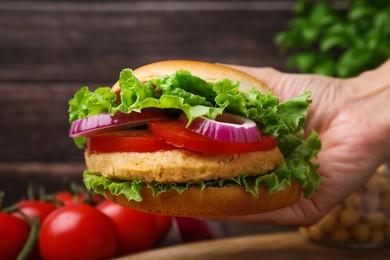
[68,69,311,137]
[277,131,321,198]
[84,131,321,200]
[68,86,117,124]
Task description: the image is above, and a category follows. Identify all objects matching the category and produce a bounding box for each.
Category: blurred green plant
[275,0,390,78]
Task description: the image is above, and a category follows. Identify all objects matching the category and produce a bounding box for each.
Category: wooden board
[0,162,85,205]
[117,232,390,260]
[0,83,91,162]
[0,1,292,83]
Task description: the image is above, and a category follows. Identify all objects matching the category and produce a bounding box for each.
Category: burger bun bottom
[104,182,301,217]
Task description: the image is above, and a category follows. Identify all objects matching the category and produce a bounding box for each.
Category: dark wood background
[0,0,295,206]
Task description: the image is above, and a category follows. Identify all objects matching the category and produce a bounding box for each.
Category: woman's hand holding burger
[223,59,390,226]
[69,59,390,225]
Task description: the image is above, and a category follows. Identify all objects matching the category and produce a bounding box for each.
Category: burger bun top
[111,60,271,94]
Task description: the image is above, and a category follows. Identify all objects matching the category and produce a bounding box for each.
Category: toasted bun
[104,182,301,217]
[111,60,271,94]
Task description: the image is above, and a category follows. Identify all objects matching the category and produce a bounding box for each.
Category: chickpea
[350,223,370,243]
[298,226,309,237]
[330,226,350,243]
[365,176,380,194]
[330,205,343,216]
[362,193,380,212]
[307,225,325,241]
[344,193,362,208]
[339,207,360,228]
[369,229,385,244]
[376,164,389,175]
[317,214,336,234]
[366,211,386,229]
[376,176,390,194]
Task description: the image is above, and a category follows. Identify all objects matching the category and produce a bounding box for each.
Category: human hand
[223,60,390,226]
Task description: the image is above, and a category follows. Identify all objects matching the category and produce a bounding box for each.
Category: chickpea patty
[85,147,284,183]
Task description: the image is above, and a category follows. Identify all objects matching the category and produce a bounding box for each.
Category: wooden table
[118,232,390,260]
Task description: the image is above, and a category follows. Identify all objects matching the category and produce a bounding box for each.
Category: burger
[68,60,321,217]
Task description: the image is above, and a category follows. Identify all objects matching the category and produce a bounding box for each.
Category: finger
[225,207,300,226]
[220,196,322,227]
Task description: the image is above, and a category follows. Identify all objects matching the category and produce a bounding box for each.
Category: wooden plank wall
[0,0,294,205]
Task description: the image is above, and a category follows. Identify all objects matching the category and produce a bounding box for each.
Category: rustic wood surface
[0,0,293,83]
[0,0,293,205]
[118,232,390,260]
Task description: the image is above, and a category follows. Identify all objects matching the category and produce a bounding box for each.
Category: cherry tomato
[97,200,156,255]
[87,130,176,153]
[154,214,172,244]
[11,200,55,260]
[55,191,103,206]
[13,200,57,225]
[175,217,214,242]
[54,191,85,205]
[39,204,117,260]
[148,121,278,154]
[0,212,30,260]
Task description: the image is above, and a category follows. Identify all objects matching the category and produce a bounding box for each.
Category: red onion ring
[178,113,261,143]
[69,108,167,137]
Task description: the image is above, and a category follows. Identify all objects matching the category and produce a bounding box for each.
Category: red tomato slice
[148,121,278,154]
[87,130,176,153]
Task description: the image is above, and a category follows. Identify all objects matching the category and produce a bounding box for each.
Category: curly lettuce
[69,69,311,138]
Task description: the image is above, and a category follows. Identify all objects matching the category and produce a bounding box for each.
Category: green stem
[0,191,4,209]
[39,186,46,200]
[27,184,35,200]
[70,181,82,195]
[17,213,40,260]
